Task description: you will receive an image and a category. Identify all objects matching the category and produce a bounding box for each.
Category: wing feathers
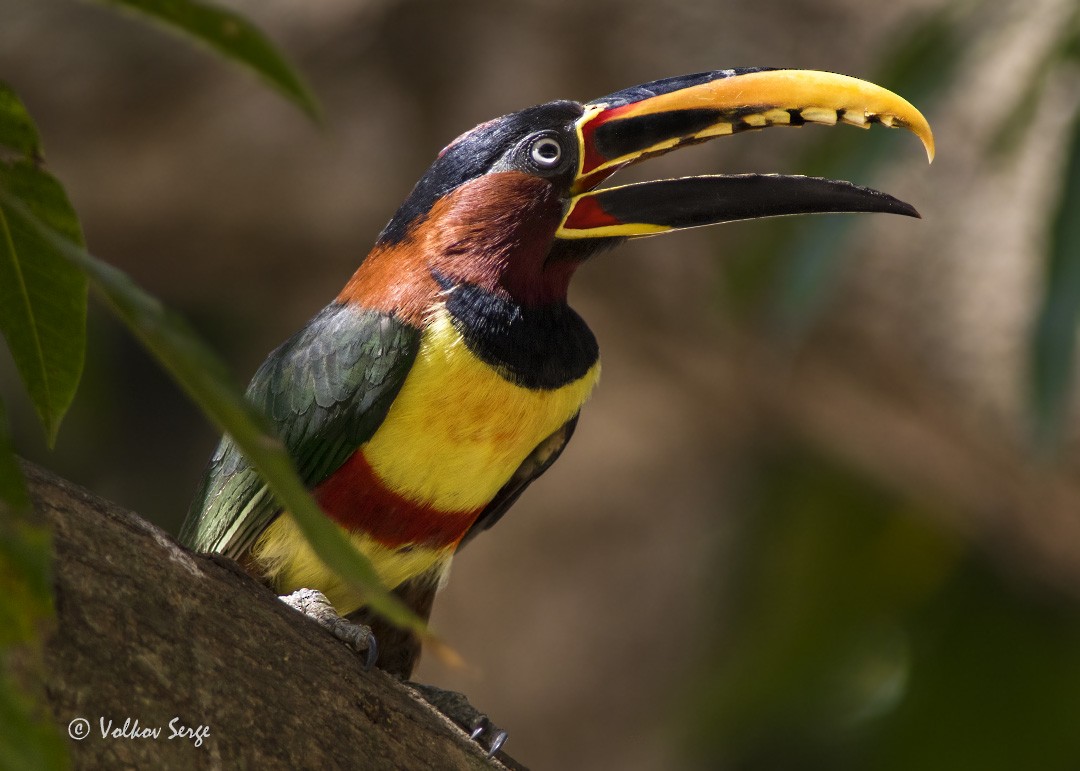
[181,303,421,557]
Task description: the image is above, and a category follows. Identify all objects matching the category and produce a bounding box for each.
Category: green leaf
[95,0,321,122]
[0,83,43,162]
[0,86,88,446]
[0,189,427,636]
[0,514,54,649]
[0,679,70,771]
[0,398,68,770]
[1030,112,1080,449]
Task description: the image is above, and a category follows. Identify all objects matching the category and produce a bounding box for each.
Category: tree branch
[27,463,522,770]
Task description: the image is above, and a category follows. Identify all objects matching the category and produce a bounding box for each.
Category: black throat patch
[435,273,599,390]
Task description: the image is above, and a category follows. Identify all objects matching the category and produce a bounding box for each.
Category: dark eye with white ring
[529,136,563,169]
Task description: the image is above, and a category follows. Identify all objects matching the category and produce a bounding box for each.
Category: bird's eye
[529,136,563,169]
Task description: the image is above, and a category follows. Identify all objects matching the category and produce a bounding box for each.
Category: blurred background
[4,0,1080,767]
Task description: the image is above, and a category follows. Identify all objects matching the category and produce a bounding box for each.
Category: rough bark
[27,463,523,770]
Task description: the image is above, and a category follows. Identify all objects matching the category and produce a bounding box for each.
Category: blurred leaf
[987,6,1080,158]
[0,85,71,766]
[680,446,1080,771]
[985,61,1052,161]
[95,0,322,122]
[0,84,88,446]
[1030,112,1080,449]
[679,448,960,767]
[871,565,1080,771]
[0,680,70,771]
[0,515,53,649]
[0,402,52,648]
[1067,16,1080,61]
[0,83,43,161]
[0,189,427,635]
[0,399,68,769]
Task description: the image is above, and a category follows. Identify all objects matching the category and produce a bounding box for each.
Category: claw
[362,635,379,671]
[469,715,489,741]
[408,682,510,757]
[280,588,379,668]
[469,714,509,756]
[486,729,508,757]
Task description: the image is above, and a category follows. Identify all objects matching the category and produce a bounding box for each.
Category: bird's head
[340,68,934,321]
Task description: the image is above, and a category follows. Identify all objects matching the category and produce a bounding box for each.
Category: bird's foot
[280,588,378,669]
[406,682,508,757]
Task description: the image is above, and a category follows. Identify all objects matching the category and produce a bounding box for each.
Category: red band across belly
[313,449,483,548]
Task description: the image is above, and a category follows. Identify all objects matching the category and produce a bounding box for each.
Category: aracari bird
[182,68,934,680]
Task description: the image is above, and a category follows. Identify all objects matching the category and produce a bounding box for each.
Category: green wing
[180,302,421,558]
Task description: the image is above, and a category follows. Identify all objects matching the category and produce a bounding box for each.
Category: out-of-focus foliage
[1032,104,1080,447]
[0,82,87,448]
[0,399,65,771]
[681,446,1080,770]
[0,83,83,771]
[979,1,1080,448]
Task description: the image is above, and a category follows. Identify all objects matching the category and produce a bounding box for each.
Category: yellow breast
[253,305,600,613]
[363,306,601,510]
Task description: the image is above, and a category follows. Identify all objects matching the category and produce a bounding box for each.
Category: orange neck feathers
[337,172,577,324]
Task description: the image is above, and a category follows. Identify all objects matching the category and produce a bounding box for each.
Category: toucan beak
[557,68,934,240]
